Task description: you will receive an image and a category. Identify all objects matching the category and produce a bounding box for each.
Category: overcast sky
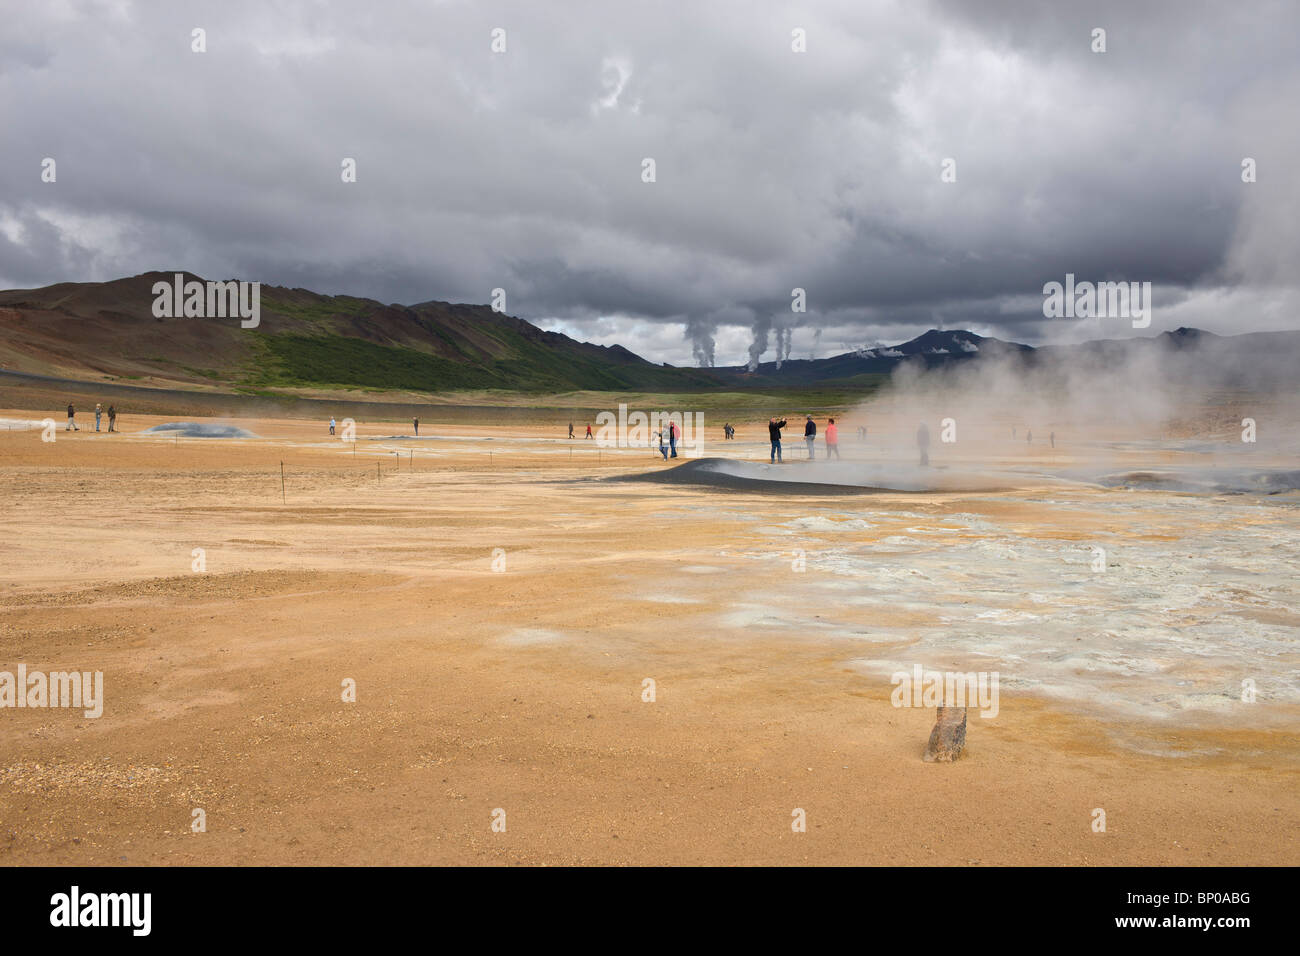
[2,0,1297,366]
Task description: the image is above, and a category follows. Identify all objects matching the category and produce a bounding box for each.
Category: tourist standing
[768,417,787,463]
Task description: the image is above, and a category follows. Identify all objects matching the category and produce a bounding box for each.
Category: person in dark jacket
[107,405,117,432]
[803,415,817,459]
[768,418,787,463]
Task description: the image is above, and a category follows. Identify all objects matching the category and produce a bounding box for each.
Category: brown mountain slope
[0,272,722,393]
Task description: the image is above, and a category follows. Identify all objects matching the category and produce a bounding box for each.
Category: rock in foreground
[923,706,968,762]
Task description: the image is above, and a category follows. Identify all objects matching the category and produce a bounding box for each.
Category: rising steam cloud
[686,317,716,367]
[745,319,796,371]
[746,316,771,372]
[774,326,793,370]
[855,332,1300,465]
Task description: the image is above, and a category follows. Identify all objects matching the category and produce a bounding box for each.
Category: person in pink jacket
[825,418,840,459]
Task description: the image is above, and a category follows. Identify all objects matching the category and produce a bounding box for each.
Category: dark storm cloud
[1,0,1296,366]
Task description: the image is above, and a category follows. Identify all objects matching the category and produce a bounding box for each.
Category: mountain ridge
[1,273,1295,394]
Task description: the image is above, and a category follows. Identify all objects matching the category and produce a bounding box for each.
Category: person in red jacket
[825,418,840,459]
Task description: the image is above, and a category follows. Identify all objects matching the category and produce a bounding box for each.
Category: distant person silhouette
[917,422,930,466]
[1026,429,1032,445]
[107,405,116,432]
[66,403,78,431]
[669,420,679,458]
[804,415,817,458]
[95,403,102,432]
[585,424,593,439]
[568,422,575,438]
[413,417,419,436]
[1050,431,1055,448]
[329,417,336,435]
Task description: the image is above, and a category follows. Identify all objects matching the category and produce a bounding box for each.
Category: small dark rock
[923,706,967,762]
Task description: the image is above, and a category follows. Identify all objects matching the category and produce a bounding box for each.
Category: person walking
[768,417,787,463]
[804,415,817,459]
[656,428,669,460]
[329,417,336,436]
[568,422,575,439]
[585,424,593,439]
[825,418,840,459]
[95,403,102,432]
[413,417,419,436]
[917,422,930,466]
[107,405,116,432]
[668,420,679,458]
[66,403,78,431]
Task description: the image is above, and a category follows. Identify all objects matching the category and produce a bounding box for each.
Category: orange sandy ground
[0,411,1296,865]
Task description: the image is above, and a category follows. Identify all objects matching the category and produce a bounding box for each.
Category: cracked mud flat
[0,410,1296,865]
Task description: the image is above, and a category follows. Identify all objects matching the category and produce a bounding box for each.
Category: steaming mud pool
[616,454,1300,735]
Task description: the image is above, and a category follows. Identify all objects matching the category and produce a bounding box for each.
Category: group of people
[766,415,840,462]
[324,416,441,437]
[551,414,1057,468]
[568,422,595,439]
[65,403,117,432]
[1011,426,1056,448]
[655,420,682,459]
